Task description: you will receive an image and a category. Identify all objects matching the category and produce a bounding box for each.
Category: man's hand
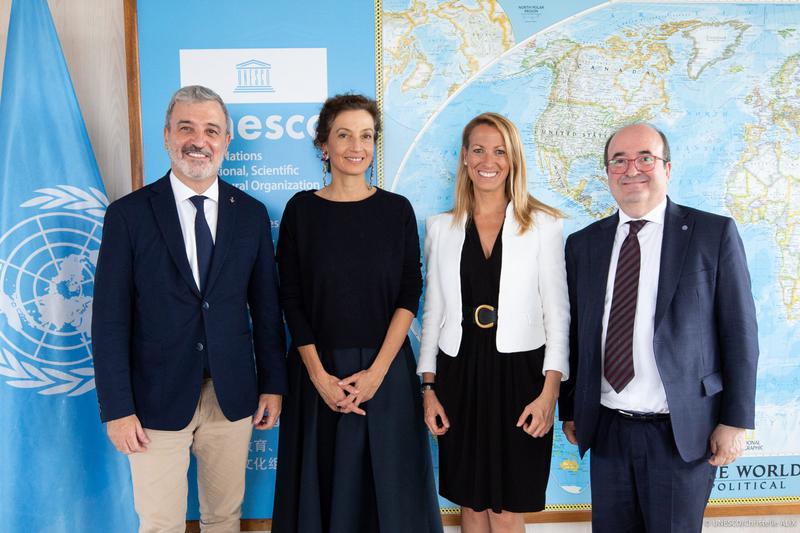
[107,414,150,455]
[709,424,746,466]
[562,420,578,445]
[253,393,282,430]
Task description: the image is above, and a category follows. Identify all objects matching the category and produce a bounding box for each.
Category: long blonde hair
[451,112,563,232]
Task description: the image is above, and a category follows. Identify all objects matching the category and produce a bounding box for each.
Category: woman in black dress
[271,94,442,533]
[418,113,570,532]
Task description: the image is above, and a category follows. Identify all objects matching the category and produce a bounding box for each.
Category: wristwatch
[420,382,436,395]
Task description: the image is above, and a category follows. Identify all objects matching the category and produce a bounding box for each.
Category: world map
[383,0,800,508]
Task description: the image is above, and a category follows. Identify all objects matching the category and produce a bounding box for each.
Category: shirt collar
[169,171,219,204]
[617,197,667,229]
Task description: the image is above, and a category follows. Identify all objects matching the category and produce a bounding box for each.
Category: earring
[321,152,329,187]
[368,164,375,190]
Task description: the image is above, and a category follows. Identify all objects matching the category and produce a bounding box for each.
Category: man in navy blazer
[92,85,287,532]
[559,123,758,532]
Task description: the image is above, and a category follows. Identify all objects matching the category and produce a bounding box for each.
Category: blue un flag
[0,0,137,531]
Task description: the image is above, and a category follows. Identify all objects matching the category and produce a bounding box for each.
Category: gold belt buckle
[474,304,496,329]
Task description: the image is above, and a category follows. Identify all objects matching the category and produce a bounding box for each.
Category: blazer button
[195,342,204,351]
[202,301,210,310]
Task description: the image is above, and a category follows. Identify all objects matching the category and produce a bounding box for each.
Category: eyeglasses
[606,155,668,174]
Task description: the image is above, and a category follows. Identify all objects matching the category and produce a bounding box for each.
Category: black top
[276,188,422,350]
[461,218,503,318]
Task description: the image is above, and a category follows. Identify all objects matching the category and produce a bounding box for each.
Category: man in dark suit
[92,85,287,533]
[559,123,759,532]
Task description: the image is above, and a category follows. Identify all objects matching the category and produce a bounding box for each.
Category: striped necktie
[604,219,647,393]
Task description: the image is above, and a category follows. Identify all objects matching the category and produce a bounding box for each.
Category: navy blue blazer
[92,173,287,430]
[559,198,758,462]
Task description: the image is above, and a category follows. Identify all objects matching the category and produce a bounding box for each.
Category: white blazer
[417,203,570,379]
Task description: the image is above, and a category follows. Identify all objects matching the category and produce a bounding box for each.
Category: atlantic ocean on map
[385,1,800,507]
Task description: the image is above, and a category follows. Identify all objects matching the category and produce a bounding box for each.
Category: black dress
[272,189,442,533]
[435,220,552,513]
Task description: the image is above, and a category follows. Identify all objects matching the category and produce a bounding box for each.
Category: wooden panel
[123,0,142,191]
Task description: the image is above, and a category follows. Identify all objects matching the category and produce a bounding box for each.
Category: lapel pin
[230,196,235,204]
[681,225,688,231]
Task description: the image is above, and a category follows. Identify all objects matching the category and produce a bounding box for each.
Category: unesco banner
[136,0,376,519]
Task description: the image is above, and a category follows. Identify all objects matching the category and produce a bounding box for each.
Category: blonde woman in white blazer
[418,113,570,532]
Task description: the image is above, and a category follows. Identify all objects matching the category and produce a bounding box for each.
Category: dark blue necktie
[189,195,214,293]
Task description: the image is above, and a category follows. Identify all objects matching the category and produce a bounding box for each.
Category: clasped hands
[312,366,386,416]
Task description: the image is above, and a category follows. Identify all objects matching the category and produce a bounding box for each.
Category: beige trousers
[128,380,253,533]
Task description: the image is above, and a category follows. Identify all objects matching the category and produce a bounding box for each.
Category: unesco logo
[0,186,107,396]
[234,59,275,94]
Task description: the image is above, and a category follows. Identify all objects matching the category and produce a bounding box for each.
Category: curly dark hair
[313,93,381,152]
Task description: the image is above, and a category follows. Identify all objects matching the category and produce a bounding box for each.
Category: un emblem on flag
[0,186,108,396]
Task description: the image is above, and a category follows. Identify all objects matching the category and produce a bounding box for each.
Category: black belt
[463,304,497,329]
[605,406,670,421]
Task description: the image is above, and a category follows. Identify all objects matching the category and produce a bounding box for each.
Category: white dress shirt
[170,172,219,290]
[600,198,669,413]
